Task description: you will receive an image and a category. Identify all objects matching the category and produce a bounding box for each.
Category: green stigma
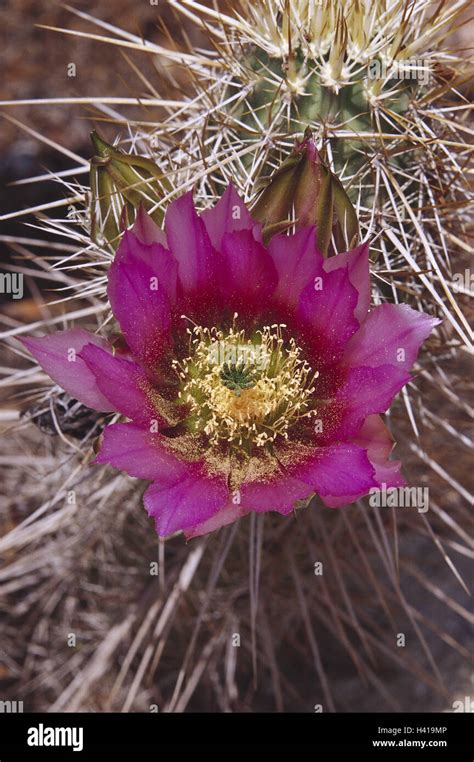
[219,361,257,397]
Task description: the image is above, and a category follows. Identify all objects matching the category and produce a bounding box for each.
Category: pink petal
[352,414,405,489]
[294,443,377,498]
[19,328,115,411]
[201,183,257,249]
[320,493,366,508]
[269,226,323,310]
[343,303,440,371]
[218,229,278,312]
[94,423,229,537]
[144,473,229,537]
[321,416,405,508]
[184,503,249,539]
[132,205,168,247]
[238,443,377,516]
[107,231,173,368]
[114,230,177,302]
[297,266,360,365]
[239,472,311,515]
[323,242,370,323]
[328,364,411,440]
[164,190,216,295]
[93,422,183,479]
[79,344,167,427]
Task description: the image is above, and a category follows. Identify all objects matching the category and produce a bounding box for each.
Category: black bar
[0,712,471,758]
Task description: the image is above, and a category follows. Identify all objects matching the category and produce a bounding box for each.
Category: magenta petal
[93,422,183,479]
[239,472,311,515]
[343,303,440,370]
[201,183,257,249]
[79,344,166,427]
[185,503,249,539]
[144,472,229,537]
[219,229,278,309]
[114,231,177,303]
[132,205,168,247]
[226,445,376,514]
[294,443,376,497]
[108,232,172,367]
[94,422,229,536]
[19,328,115,411]
[352,414,405,489]
[165,190,216,295]
[320,492,366,508]
[269,226,324,310]
[323,242,370,323]
[322,418,405,508]
[297,266,360,364]
[332,364,411,439]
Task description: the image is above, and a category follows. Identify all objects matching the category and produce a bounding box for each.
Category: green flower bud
[89,131,171,249]
[252,128,358,255]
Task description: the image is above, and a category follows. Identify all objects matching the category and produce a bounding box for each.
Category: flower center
[219,361,257,396]
[173,316,318,451]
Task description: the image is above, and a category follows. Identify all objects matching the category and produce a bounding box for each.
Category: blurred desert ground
[0,1,472,713]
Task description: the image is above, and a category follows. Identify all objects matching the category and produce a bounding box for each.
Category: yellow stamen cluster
[173,317,318,450]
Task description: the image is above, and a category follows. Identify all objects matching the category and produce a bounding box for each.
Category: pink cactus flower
[21,185,439,538]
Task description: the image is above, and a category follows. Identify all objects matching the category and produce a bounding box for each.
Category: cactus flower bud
[89,131,171,249]
[252,128,358,255]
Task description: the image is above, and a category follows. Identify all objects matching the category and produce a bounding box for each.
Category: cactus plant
[0,0,472,714]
